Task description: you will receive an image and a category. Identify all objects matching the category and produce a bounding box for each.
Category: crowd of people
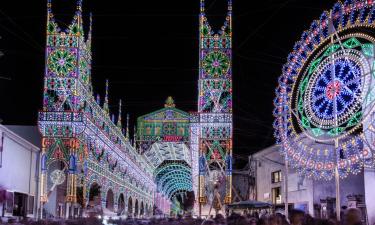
[1,208,366,225]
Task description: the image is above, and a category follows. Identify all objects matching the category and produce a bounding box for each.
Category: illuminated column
[197,0,233,213]
[156,192,160,210]
[101,191,107,210]
[66,145,77,218]
[40,152,48,202]
[124,192,128,217]
[85,181,91,208]
[40,149,48,219]
[198,153,207,204]
[66,153,77,203]
[133,203,136,218]
[114,202,118,213]
[224,141,233,204]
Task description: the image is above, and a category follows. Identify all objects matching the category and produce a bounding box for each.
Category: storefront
[0,125,41,219]
[2,191,35,217]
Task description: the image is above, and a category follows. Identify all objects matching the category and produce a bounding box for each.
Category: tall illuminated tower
[38,0,93,216]
[197,0,233,213]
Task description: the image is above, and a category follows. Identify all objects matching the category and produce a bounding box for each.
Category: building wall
[253,145,367,217]
[253,146,315,215]
[0,125,40,218]
[312,172,365,210]
[364,168,375,225]
[287,170,314,215]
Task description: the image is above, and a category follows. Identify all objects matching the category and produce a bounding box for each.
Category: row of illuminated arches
[88,182,153,217]
[154,162,193,199]
[87,139,154,195]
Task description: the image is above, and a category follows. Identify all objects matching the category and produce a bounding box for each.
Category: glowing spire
[88,13,93,40]
[87,12,93,49]
[133,125,137,148]
[103,79,109,115]
[126,114,130,140]
[200,0,205,13]
[117,99,122,129]
[165,96,175,108]
[96,94,101,105]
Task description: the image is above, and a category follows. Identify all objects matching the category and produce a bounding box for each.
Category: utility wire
[236,0,295,50]
[0,9,43,51]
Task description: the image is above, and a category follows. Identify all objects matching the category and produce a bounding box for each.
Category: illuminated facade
[37,0,235,218]
[136,97,192,213]
[190,0,233,215]
[38,0,155,218]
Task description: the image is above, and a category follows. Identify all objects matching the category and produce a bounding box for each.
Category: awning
[228,200,272,209]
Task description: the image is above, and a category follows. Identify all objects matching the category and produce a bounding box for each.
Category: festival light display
[274,0,375,180]
[39,0,155,217]
[136,97,190,154]
[190,0,233,214]
[137,97,193,210]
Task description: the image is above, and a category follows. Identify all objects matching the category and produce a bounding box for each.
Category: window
[271,170,282,183]
[272,187,281,204]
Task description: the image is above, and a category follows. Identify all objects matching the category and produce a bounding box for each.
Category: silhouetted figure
[345,208,362,225]
[289,209,305,225]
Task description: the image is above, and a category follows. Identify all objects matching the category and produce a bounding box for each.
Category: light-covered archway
[88,182,101,208]
[128,196,133,216]
[106,189,114,211]
[137,98,194,213]
[118,193,125,214]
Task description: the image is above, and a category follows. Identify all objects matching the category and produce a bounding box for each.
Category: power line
[236,0,295,50]
[0,9,43,52]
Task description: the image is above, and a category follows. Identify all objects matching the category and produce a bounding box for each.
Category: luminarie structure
[273,0,375,219]
[39,0,155,218]
[136,97,192,212]
[274,0,375,180]
[190,0,233,216]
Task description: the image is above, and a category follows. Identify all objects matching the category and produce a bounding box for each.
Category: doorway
[13,192,27,217]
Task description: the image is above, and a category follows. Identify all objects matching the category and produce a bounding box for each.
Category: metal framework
[39,0,155,218]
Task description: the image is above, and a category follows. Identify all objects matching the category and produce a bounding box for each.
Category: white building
[0,125,41,219]
[252,145,375,222]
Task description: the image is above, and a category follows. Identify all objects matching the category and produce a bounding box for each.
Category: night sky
[0,0,336,166]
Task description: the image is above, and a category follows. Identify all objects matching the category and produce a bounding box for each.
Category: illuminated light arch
[154,161,193,199]
[166,184,192,199]
[161,178,192,193]
[106,189,114,211]
[274,0,375,180]
[118,193,125,213]
[137,98,193,211]
[170,190,189,200]
[145,142,191,168]
[157,171,192,190]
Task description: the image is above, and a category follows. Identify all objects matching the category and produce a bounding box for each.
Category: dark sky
[0,0,336,165]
